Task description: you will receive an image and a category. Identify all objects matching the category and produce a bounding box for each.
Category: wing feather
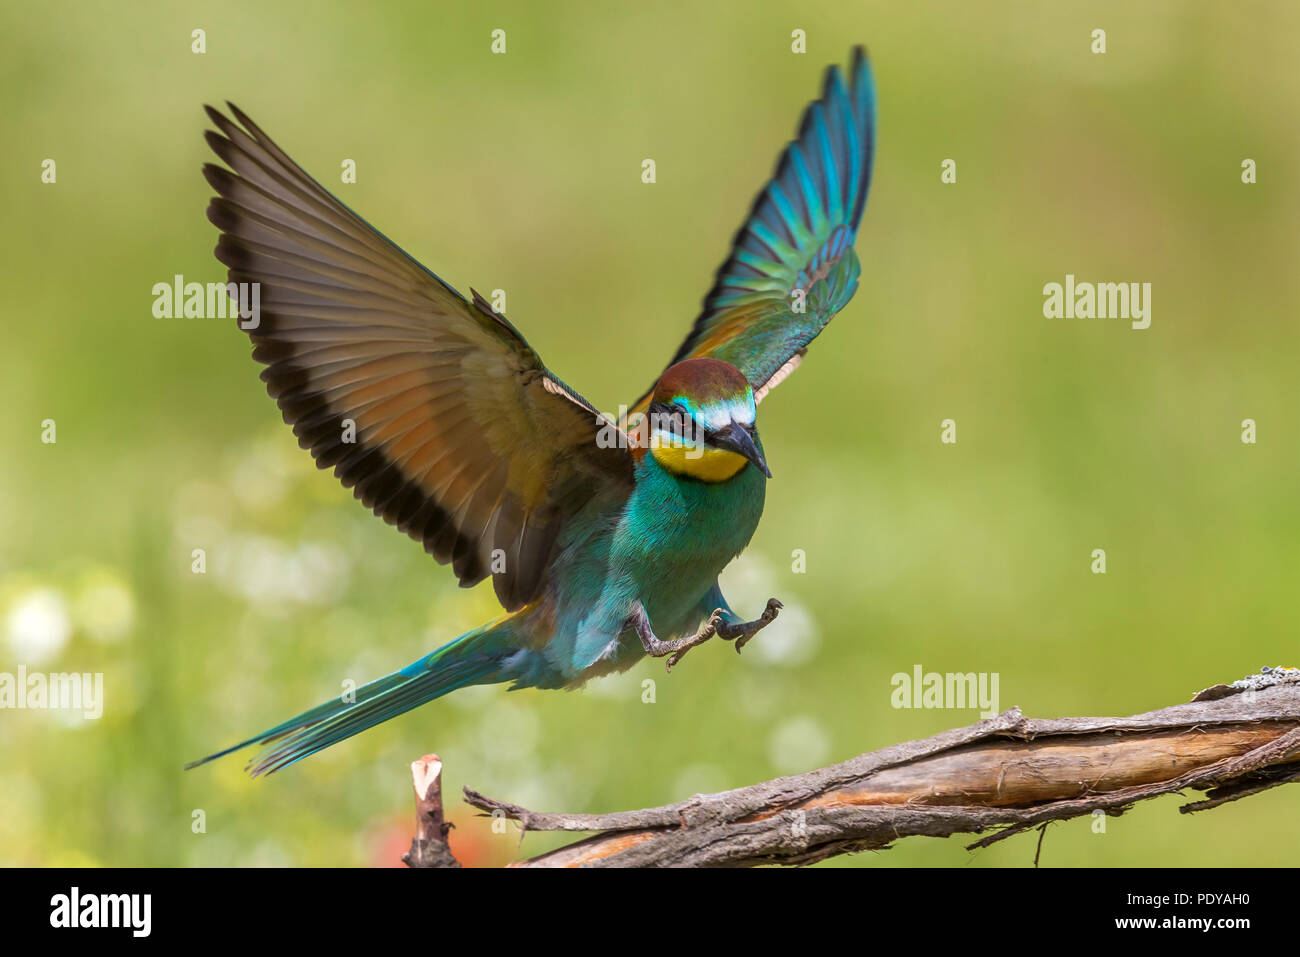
[632,47,876,413]
[204,104,632,611]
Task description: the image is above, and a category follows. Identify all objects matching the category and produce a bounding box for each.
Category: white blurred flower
[671,762,729,800]
[171,515,227,562]
[719,551,777,604]
[229,439,294,511]
[170,480,235,562]
[719,553,820,667]
[747,600,819,667]
[767,715,831,774]
[213,535,351,605]
[74,575,135,644]
[6,587,72,665]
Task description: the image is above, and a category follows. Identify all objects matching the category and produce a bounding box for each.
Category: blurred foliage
[1,0,1298,867]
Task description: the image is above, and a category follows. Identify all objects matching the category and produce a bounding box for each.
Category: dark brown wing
[203,103,631,611]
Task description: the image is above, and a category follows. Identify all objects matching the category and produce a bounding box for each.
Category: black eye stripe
[648,401,691,436]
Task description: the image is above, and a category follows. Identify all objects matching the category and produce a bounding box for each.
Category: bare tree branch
[443,670,1300,867]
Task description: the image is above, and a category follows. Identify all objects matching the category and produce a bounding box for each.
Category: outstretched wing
[203,104,632,612]
[635,47,876,411]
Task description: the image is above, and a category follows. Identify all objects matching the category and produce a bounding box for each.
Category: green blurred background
[2,0,1297,867]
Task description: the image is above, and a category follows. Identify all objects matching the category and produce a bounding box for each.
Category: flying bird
[188,48,877,775]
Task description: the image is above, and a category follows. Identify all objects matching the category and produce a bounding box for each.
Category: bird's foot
[715,597,783,653]
[628,597,783,672]
[628,603,720,673]
[663,609,728,672]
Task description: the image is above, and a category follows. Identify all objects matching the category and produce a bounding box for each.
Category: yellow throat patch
[651,442,748,482]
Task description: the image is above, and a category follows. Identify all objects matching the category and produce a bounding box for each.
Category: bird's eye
[669,403,691,433]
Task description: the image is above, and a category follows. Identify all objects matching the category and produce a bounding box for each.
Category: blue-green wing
[641,47,876,407]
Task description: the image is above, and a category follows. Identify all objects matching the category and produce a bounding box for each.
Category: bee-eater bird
[188,48,876,776]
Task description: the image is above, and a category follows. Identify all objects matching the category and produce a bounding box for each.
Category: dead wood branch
[402,754,460,868]
[448,671,1300,867]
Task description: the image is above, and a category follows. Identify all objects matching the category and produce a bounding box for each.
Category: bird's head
[642,357,769,482]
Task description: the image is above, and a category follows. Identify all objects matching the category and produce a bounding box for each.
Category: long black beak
[712,422,771,478]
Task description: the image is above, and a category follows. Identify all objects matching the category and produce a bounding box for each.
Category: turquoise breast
[615,450,767,637]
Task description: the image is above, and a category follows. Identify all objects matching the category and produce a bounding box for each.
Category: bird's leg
[626,602,727,673]
[715,597,784,652]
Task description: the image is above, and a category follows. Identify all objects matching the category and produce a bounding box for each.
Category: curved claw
[725,597,784,654]
[665,610,726,672]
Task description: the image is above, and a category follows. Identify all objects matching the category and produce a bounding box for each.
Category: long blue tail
[185,622,507,776]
